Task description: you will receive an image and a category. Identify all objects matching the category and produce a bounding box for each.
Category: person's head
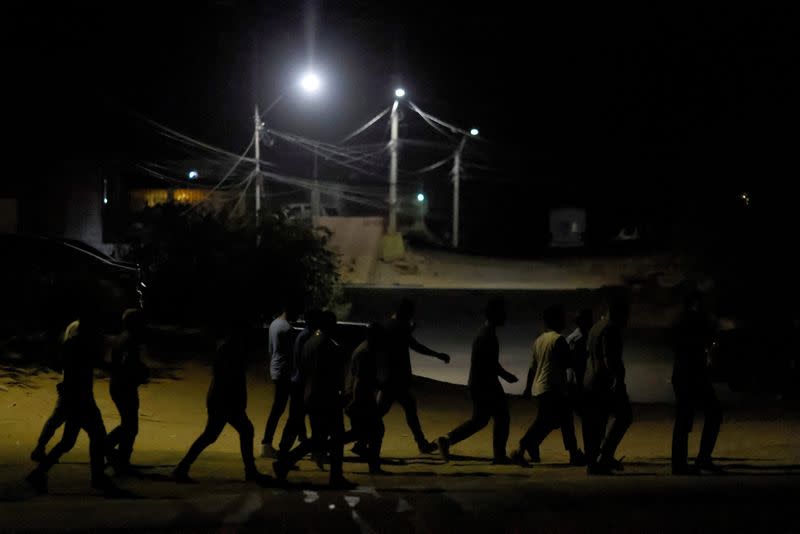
[608,294,630,328]
[575,309,593,333]
[543,304,566,333]
[319,310,337,335]
[366,322,385,349]
[485,297,507,327]
[395,298,416,323]
[122,308,145,338]
[303,308,322,332]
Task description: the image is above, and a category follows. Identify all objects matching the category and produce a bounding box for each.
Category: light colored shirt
[530,330,570,396]
[268,317,292,381]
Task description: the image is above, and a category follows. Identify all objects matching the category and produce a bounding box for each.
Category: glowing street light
[470,128,479,136]
[188,170,199,180]
[395,88,406,98]
[416,192,425,203]
[299,71,321,94]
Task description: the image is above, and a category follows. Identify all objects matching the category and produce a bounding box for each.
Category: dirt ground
[1,362,799,532]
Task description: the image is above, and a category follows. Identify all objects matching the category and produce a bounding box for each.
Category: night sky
[6,2,798,254]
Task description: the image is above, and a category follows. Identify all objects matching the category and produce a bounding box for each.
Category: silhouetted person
[273,311,355,489]
[262,305,295,457]
[566,309,594,390]
[343,322,387,474]
[277,309,318,453]
[173,322,271,485]
[671,290,722,474]
[375,299,450,454]
[26,311,116,494]
[437,298,520,464]
[512,305,585,466]
[106,309,149,474]
[30,319,79,462]
[582,296,632,475]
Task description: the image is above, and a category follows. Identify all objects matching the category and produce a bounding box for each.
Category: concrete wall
[315,216,384,285]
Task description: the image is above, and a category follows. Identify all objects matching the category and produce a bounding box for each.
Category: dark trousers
[582,388,632,465]
[106,386,139,465]
[33,389,67,453]
[283,404,345,482]
[672,379,722,468]
[278,382,309,453]
[520,391,577,454]
[178,407,257,477]
[32,401,107,482]
[447,387,510,459]
[377,386,427,445]
[344,405,385,470]
[262,378,291,446]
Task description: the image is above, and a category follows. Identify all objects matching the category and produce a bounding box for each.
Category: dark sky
[6,2,798,251]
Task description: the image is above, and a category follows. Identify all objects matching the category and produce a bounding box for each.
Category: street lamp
[470,128,479,136]
[299,71,321,94]
[188,170,199,180]
[255,69,325,227]
[417,192,425,203]
[395,88,406,98]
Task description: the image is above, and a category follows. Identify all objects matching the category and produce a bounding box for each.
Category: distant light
[103,197,108,205]
[300,72,321,94]
[741,192,750,206]
[395,88,406,98]
[417,193,425,203]
[188,170,199,180]
[470,128,479,136]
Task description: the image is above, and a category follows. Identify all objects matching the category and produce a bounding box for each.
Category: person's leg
[558,396,580,456]
[32,394,68,460]
[117,391,140,466]
[278,384,307,453]
[697,381,722,464]
[175,412,227,476]
[671,384,694,472]
[446,394,492,448]
[33,418,81,474]
[599,390,632,463]
[229,412,259,478]
[327,408,346,484]
[492,393,511,460]
[395,389,429,447]
[262,379,291,448]
[83,404,110,485]
[519,393,559,456]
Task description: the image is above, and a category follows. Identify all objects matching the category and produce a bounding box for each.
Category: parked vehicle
[0,233,144,341]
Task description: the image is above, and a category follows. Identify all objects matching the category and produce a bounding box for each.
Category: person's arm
[556,337,576,384]
[522,348,536,398]
[409,336,450,363]
[498,364,518,384]
[604,329,625,390]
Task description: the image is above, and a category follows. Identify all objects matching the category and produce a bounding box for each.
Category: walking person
[374,299,450,454]
[582,296,632,475]
[261,305,296,458]
[511,305,585,466]
[437,298,521,465]
[273,311,355,489]
[106,309,149,474]
[173,319,272,485]
[29,319,80,462]
[277,309,318,453]
[671,290,723,474]
[343,322,387,474]
[26,310,117,494]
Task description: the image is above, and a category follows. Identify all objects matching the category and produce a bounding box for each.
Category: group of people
[25,290,723,495]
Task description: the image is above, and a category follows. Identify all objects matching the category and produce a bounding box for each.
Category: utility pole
[452,136,466,249]
[254,104,263,227]
[311,152,320,218]
[388,99,399,234]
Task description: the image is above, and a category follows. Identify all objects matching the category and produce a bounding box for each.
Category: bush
[123,203,340,326]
